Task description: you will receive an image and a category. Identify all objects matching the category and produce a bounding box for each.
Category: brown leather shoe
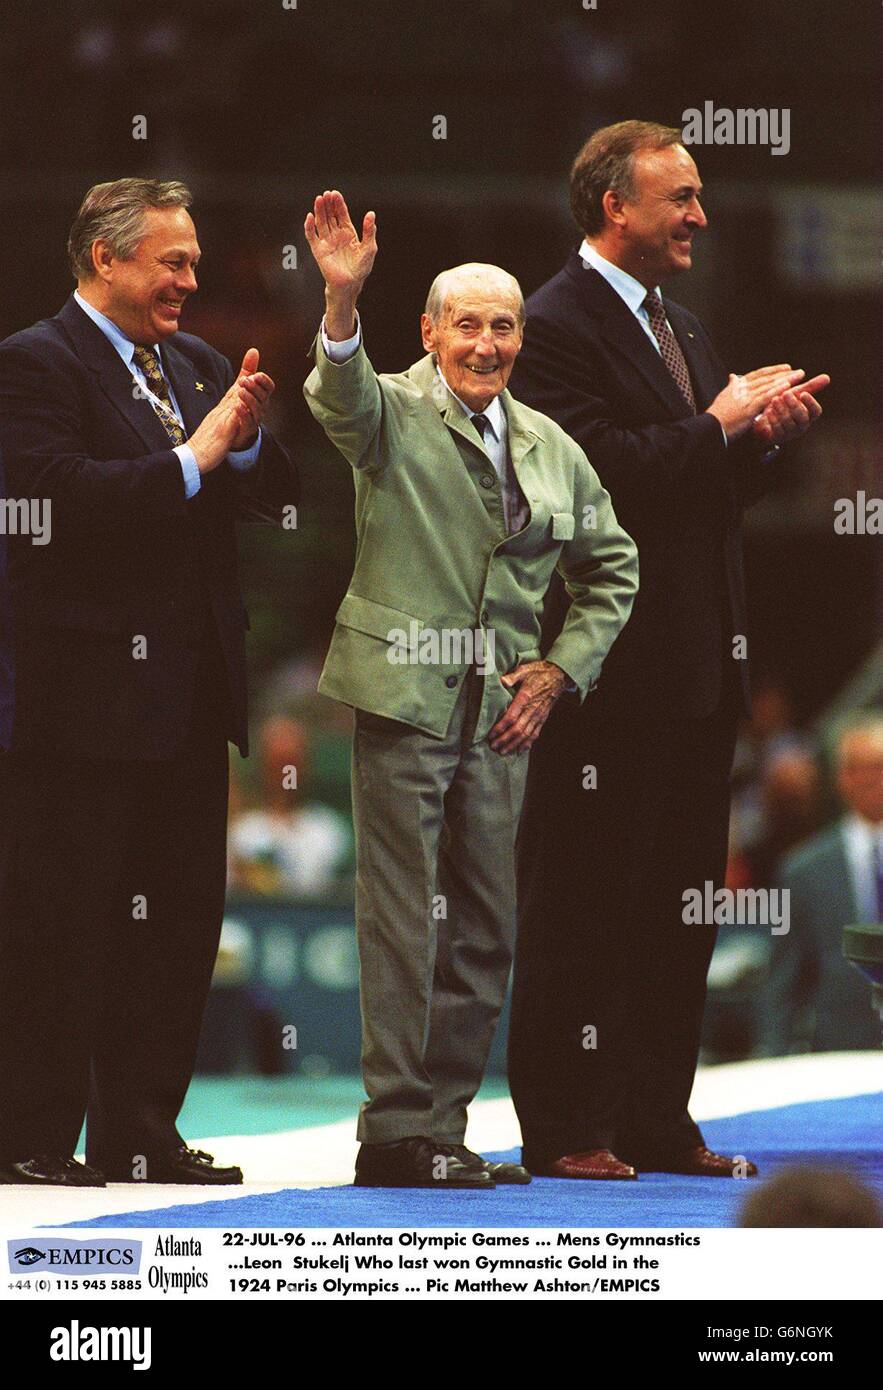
[532,1149,637,1180]
[641,1146,758,1178]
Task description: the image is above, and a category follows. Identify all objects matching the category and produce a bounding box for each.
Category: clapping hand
[752,373,830,445]
[230,348,275,450]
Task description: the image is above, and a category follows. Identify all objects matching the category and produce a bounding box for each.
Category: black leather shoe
[355,1137,495,1189]
[0,1155,106,1187]
[103,1146,243,1185]
[438,1142,531,1185]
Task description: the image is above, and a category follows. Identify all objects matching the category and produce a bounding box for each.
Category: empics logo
[8,1236,141,1274]
[50,1320,151,1372]
[13,1246,44,1267]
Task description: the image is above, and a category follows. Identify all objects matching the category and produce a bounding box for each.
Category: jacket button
[445,675,458,688]
[480,474,495,488]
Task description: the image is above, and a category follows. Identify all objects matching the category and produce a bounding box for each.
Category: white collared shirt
[841,814,883,923]
[578,240,667,354]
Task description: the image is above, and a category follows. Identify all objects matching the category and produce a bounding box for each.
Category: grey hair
[424,263,525,326]
[67,178,193,280]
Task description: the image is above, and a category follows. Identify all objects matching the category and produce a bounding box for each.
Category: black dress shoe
[438,1143,532,1185]
[0,1155,106,1187]
[354,1137,495,1189]
[103,1146,243,1185]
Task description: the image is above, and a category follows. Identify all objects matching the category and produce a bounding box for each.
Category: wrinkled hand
[229,347,275,450]
[752,373,829,446]
[304,190,378,293]
[488,660,568,755]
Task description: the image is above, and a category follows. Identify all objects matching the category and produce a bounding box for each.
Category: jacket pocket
[335,593,422,650]
[551,511,575,540]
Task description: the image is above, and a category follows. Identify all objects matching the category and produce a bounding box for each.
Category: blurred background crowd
[1,0,879,1074]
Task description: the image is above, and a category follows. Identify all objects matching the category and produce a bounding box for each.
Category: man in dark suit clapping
[508,122,828,1182]
[0,179,298,1186]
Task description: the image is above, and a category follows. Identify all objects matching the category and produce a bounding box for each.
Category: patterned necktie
[132,345,187,446]
[642,290,696,412]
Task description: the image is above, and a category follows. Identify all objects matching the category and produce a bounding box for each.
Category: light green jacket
[304,335,638,741]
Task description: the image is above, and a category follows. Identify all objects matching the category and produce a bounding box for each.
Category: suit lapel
[162,340,217,435]
[407,355,539,537]
[665,301,717,410]
[56,296,191,453]
[567,256,697,419]
[405,355,501,536]
[503,393,541,472]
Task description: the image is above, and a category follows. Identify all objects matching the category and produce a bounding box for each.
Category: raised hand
[305,191,377,342]
[305,190,377,293]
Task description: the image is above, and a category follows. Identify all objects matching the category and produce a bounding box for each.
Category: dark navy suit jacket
[509,253,783,719]
[0,295,298,760]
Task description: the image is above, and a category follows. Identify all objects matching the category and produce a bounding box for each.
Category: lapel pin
[687,332,695,339]
[195,381,205,391]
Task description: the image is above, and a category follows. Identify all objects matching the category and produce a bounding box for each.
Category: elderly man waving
[304,190,637,1190]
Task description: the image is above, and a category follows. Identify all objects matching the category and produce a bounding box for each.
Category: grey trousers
[351,670,529,1143]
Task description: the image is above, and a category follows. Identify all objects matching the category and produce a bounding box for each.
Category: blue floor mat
[66,1092,882,1229]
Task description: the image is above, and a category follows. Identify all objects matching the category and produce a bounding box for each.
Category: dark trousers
[508,684,739,1167]
[0,633,229,1169]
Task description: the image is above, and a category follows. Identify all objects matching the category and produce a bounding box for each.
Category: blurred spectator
[229,715,353,897]
[745,750,824,888]
[739,1166,881,1227]
[730,679,815,867]
[760,716,883,1054]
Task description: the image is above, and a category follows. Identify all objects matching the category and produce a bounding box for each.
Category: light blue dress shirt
[73,290,261,498]
[578,239,667,354]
